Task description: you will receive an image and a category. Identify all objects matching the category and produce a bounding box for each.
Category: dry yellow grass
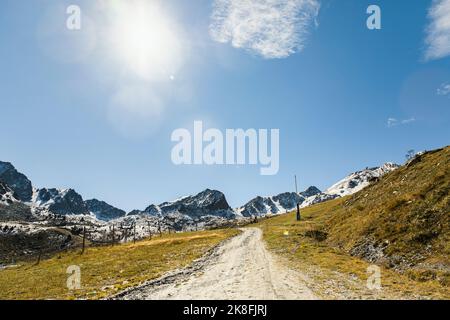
[255,147,449,299]
[256,201,449,299]
[0,228,239,300]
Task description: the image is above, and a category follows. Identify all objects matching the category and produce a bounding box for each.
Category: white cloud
[425,0,450,61]
[401,118,416,124]
[437,82,450,95]
[387,117,416,128]
[387,118,398,128]
[209,0,320,59]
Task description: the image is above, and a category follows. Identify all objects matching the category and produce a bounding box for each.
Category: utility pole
[111,224,115,246]
[295,175,301,221]
[81,226,86,255]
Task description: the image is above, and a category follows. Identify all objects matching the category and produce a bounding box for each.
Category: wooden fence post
[112,224,115,246]
[81,226,86,254]
[147,221,152,239]
[35,249,42,266]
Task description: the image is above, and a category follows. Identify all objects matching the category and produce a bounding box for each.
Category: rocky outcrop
[33,188,89,216]
[0,162,33,202]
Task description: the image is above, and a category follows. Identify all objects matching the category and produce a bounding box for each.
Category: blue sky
[1,0,449,211]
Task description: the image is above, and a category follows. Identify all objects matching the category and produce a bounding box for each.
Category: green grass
[0,228,239,300]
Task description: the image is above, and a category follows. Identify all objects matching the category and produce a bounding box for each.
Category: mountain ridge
[0,160,399,222]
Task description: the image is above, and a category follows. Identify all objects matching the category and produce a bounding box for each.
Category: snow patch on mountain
[299,193,339,208]
[31,188,90,216]
[325,163,399,197]
[0,182,19,206]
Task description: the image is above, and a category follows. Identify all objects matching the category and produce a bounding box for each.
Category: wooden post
[36,249,42,266]
[147,221,152,239]
[112,224,115,246]
[295,175,301,221]
[81,226,86,254]
[120,223,126,242]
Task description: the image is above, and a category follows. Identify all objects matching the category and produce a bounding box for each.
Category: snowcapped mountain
[325,163,399,197]
[0,161,32,202]
[130,189,236,219]
[32,188,90,216]
[85,199,126,221]
[0,182,19,205]
[0,181,34,221]
[299,193,339,208]
[0,159,400,227]
[237,186,322,217]
[238,163,399,216]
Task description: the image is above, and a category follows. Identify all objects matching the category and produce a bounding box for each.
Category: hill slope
[256,146,449,298]
[322,147,449,280]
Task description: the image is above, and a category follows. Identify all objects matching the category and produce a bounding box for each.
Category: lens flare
[107,0,184,80]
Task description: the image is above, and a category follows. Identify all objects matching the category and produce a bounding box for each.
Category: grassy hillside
[0,228,238,300]
[324,147,449,280]
[256,146,449,299]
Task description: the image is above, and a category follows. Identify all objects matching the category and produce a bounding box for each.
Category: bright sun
[108,0,183,80]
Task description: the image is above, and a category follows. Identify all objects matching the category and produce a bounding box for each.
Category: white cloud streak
[425,0,450,61]
[209,0,320,59]
[387,117,416,128]
[437,82,450,96]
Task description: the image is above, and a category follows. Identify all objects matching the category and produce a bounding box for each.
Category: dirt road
[115,228,317,300]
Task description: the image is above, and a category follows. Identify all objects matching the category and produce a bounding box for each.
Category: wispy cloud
[209,0,320,59]
[387,117,416,128]
[401,118,416,125]
[437,82,450,96]
[424,0,450,61]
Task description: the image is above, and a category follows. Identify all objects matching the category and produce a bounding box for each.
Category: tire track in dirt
[114,228,317,300]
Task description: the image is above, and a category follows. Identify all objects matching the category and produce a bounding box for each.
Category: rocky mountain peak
[85,199,126,221]
[33,188,89,215]
[136,189,234,219]
[0,161,33,202]
[0,181,19,205]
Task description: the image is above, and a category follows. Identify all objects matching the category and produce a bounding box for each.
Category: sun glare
[108,1,183,80]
